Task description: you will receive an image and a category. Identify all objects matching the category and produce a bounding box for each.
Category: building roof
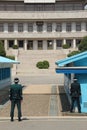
[55,51,87,67]
[0,0,83,2]
[0,56,20,64]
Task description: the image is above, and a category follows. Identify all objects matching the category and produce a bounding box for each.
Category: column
[43,22,47,32]
[81,22,86,32]
[52,22,56,32]
[43,40,47,50]
[4,23,8,33]
[73,39,76,48]
[62,22,66,32]
[24,39,27,50]
[4,39,8,51]
[63,39,66,45]
[14,39,18,45]
[53,39,56,50]
[24,23,28,32]
[33,40,38,50]
[14,23,18,33]
[33,22,37,33]
[72,22,76,32]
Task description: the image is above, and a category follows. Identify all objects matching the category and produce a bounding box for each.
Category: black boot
[11,117,14,122]
[18,117,21,121]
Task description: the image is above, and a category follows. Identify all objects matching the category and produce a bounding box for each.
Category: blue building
[0,56,19,104]
[0,56,19,90]
[55,51,87,113]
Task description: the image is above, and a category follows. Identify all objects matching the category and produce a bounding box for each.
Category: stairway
[16,50,66,75]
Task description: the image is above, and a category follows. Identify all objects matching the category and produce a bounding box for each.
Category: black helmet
[14,77,19,83]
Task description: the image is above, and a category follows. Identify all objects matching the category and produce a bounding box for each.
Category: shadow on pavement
[58,85,70,113]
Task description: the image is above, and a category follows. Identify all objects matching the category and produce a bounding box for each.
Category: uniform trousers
[10,100,22,118]
[70,97,81,113]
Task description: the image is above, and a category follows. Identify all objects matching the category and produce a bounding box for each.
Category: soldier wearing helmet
[9,77,23,121]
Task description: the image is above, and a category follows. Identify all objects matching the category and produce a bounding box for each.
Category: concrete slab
[23,84,52,94]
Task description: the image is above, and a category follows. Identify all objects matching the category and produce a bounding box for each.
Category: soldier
[70,78,81,113]
[9,77,23,122]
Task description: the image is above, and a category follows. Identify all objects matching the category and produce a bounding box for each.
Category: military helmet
[73,78,77,81]
[14,77,19,83]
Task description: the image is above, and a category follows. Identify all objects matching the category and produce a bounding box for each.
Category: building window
[8,23,14,32]
[56,23,62,32]
[38,40,43,49]
[47,23,52,32]
[56,40,62,48]
[27,40,33,50]
[36,22,43,32]
[76,22,81,31]
[66,23,71,32]
[9,40,14,48]
[0,23,4,32]
[47,40,53,49]
[74,3,83,10]
[18,23,23,32]
[28,23,33,32]
[0,68,10,80]
[64,4,73,11]
[34,4,44,11]
[66,39,72,47]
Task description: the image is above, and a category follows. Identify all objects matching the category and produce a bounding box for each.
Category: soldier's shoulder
[11,84,15,87]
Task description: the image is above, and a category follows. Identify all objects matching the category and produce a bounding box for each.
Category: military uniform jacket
[9,84,23,101]
[70,82,81,97]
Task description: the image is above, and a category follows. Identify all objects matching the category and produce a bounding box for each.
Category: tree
[0,41,6,57]
[78,36,87,51]
[67,36,87,57]
[67,51,80,57]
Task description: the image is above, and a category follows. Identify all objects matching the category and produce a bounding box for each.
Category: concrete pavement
[0,117,87,130]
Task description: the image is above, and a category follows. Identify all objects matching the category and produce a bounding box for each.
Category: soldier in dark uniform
[70,78,81,113]
[9,78,23,121]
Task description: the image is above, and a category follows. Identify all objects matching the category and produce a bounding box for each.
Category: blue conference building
[0,56,19,104]
[56,51,87,113]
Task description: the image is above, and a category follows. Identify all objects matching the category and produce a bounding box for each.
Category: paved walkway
[23,84,52,94]
[0,84,60,118]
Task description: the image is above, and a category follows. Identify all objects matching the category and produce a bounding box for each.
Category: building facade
[0,0,87,51]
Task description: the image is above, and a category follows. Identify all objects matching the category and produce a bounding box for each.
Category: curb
[1,116,87,121]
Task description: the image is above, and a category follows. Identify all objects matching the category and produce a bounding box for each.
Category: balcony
[0,31,87,39]
[0,10,87,20]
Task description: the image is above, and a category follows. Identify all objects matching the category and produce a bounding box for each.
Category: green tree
[0,41,6,56]
[67,51,80,57]
[78,36,87,51]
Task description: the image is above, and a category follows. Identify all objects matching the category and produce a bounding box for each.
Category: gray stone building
[0,0,87,52]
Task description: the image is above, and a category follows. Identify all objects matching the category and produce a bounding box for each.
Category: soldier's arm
[9,87,12,100]
[20,86,23,100]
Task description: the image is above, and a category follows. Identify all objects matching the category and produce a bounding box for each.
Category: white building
[0,0,87,51]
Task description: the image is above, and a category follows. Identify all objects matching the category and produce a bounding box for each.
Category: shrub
[36,61,44,69]
[67,51,80,57]
[78,36,87,51]
[0,41,6,57]
[36,60,50,69]
[6,55,15,60]
[43,60,49,69]
[13,44,18,49]
[62,44,70,49]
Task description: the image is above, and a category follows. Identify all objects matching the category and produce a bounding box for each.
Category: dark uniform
[9,78,23,121]
[70,78,81,113]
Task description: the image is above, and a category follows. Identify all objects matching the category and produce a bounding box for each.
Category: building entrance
[38,40,43,50]
[18,40,24,48]
[27,41,33,50]
[9,40,14,48]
